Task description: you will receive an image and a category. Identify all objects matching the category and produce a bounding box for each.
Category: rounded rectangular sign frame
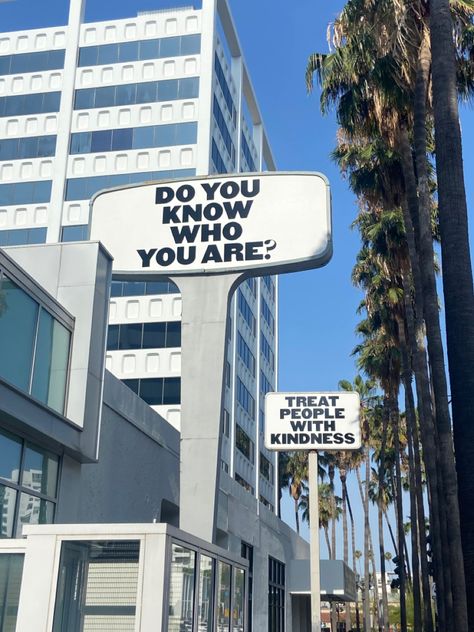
[264,391,361,451]
[89,172,332,277]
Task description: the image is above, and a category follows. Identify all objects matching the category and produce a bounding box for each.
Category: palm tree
[284,451,308,535]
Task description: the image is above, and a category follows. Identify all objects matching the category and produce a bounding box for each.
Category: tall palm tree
[284,451,308,535]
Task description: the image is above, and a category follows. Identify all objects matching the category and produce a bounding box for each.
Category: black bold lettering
[345,433,356,444]
[280,408,291,419]
[245,241,264,260]
[222,222,243,241]
[270,433,281,445]
[333,433,344,444]
[203,203,224,221]
[155,248,175,266]
[220,180,239,199]
[170,225,200,244]
[182,204,202,223]
[241,179,260,198]
[200,223,222,242]
[201,244,223,263]
[176,184,195,202]
[163,205,181,224]
[155,186,174,204]
[223,200,253,219]
[223,243,244,261]
[137,248,157,268]
[290,420,307,432]
[201,181,220,200]
[176,246,196,265]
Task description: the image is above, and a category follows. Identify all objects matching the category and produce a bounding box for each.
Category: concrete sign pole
[172,273,242,543]
[309,450,321,632]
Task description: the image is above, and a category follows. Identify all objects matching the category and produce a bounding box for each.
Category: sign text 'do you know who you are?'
[264,392,361,451]
[89,172,332,276]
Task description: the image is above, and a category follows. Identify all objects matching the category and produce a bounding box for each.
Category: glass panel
[118,41,138,63]
[160,37,180,58]
[122,281,146,297]
[139,378,163,406]
[119,323,142,350]
[31,309,71,413]
[217,561,231,632]
[0,486,17,538]
[162,378,180,405]
[0,429,21,483]
[0,554,24,630]
[166,322,181,348]
[198,555,214,632]
[0,277,39,391]
[16,493,54,537]
[91,129,112,153]
[107,324,119,351]
[97,43,118,65]
[22,444,58,498]
[61,225,88,242]
[142,322,166,349]
[168,543,196,632]
[53,540,139,632]
[232,568,245,632]
[139,39,159,60]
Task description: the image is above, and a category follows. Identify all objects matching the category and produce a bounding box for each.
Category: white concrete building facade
[0,0,279,513]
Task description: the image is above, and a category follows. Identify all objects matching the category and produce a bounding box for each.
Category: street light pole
[309,450,321,632]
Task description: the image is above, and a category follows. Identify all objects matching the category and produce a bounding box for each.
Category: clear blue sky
[2,0,473,562]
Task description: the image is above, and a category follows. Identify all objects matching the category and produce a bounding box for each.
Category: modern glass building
[0,0,278,513]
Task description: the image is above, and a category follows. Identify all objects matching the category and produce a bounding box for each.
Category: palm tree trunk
[429,3,474,621]
[341,473,352,632]
[295,497,300,535]
[412,33,468,631]
[325,526,332,559]
[377,500,389,632]
[401,272,435,632]
[347,486,361,632]
[392,408,407,632]
[398,133,449,632]
[403,378,422,632]
[383,509,397,557]
[356,464,371,632]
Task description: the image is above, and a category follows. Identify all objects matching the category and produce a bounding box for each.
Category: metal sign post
[309,450,321,632]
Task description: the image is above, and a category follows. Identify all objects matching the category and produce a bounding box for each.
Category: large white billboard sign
[265,392,361,451]
[89,172,331,276]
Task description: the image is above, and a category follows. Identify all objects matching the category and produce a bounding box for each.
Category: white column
[47,0,85,243]
[196,0,217,176]
[309,450,321,632]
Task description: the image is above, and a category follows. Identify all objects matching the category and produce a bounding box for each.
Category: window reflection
[16,493,54,537]
[232,568,245,632]
[168,544,196,632]
[0,486,17,538]
[217,561,231,632]
[198,555,214,632]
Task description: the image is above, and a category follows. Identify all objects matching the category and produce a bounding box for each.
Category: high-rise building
[0,0,278,513]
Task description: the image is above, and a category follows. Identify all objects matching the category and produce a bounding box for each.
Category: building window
[0,92,61,118]
[0,428,59,538]
[222,408,230,438]
[198,554,215,632]
[168,543,196,632]
[241,542,253,632]
[260,453,274,484]
[262,275,275,301]
[52,540,140,632]
[0,275,72,414]
[217,561,231,632]
[106,321,181,351]
[238,290,256,335]
[122,377,180,406]
[236,425,254,464]
[110,279,179,297]
[260,333,275,371]
[214,54,236,122]
[64,168,195,202]
[237,332,256,377]
[233,567,245,632]
[260,371,273,399]
[213,96,235,163]
[241,132,257,172]
[0,553,24,630]
[261,297,275,334]
[0,135,57,161]
[60,225,88,242]
[212,139,228,175]
[260,495,274,512]
[225,361,231,388]
[235,472,254,495]
[0,227,47,247]
[70,122,197,155]
[78,34,201,67]
[0,49,65,75]
[236,378,255,419]
[74,78,199,111]
[268,557,285,632]
[0,181,52,206]
[246,277,257,297]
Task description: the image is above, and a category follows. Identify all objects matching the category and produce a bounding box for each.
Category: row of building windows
[237,332,255,377]
[74,77,199,110]
[0,227,47,247]
[0,428,59,538]
[0,49,65,76]
[122,376,180,406]
[78,34,201,66]
[78,34,201,67]
[213,95,235,163]
[214,54,236,123]
[221,408,230,438]
[236,377,255,419]
[260,370,273,398]
[236,424,254,464]
[64,168,195,201]
[260,495,274,513]
[260,333,275,371]
[61,225,88,242]
[0,91,61,118]
[245,277,256,297]
[110,279,179,297]
[0,275,71,415]
[0,134,56,161]
[241,132,256,172]
[211,138,227,175]
[70,122,197,155]
[261,297,275,333]
[0,180,51,206]
[238,290,256,336]
[107,321,181,351]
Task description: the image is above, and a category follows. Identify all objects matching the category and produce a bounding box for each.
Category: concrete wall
[57,370,180,525]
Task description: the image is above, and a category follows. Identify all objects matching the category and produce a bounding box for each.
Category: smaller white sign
[264,392,361,451]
